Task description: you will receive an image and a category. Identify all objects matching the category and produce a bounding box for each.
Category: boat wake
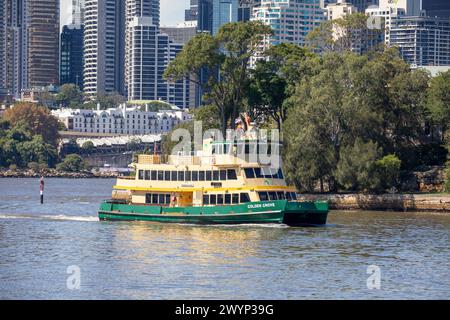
[0,214,98,222]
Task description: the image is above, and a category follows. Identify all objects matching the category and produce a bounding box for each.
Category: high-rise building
[161,22,198,45]
[422,0,450,19]
[365,0,421,46]
[84,0,125,97]
[0,2,6,93]
[126,2,192,108]
[60,24,84,89]
[185,0,199,22]
[238,0,260,22]
[1,0,26,98]
[125,0,160,99]
[72,0,85,25]
[198,0,214,33]
[212,0,239,35]
[323,0,378,12]
[390,15,450,67]
[26,0,60,89]
[252,0,325,48]
[1,0,59,98]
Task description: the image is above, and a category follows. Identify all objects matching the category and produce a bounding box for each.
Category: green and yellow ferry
[98,138,328,226]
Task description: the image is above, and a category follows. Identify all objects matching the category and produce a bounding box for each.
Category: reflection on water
[0,178,449,299]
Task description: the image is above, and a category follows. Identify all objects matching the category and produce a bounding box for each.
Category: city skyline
[60,0,190,27]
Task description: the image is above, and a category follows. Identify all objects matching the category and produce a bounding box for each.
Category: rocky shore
[298,193,450,212]
[0,169,120,179]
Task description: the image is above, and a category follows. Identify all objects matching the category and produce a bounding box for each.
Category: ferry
[98,136,328,226]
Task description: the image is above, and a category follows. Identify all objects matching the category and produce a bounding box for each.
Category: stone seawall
[297,194,450,212]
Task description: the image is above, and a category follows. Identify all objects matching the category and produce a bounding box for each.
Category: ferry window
[171,171,178,181]
[225,194,231,204]
[145,194,151,203]
[152,194,158,204]
[151,170,157,180]
[213,170,220,181]
[277,191,285,200]
[157,171,164,181]
[199,171,205,181]
[244,168,255,179]
[240,193,250,203]
[165,194,171,204]
[164,171,171,181]
[268,192,277,200]
[220,170,227,180]
[291,192,297,200]
[210,194,217,205]
[259,192,268,201]
[206,171,212,181]
[227,169,237,180]
[192,171,198,181]
[217,194,224,205]
[203,195,209,205]
[178,171,185,181]
[254,168,263,178]
[138,170,144,180]
[145,170,151,180]
[261,167,271,178]
[286,192,292,201]
[277,169,284,179]
[185,171,192,181]
[159,194,165,204]
[232,194,239,204]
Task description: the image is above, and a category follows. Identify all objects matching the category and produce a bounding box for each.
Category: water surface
[0,178,448,299]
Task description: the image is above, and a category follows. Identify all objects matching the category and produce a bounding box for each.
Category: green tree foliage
[56,154,87,172]
[284,49,428,192]
[56,84,84,108]
[81,141,95,152]
[0,120,58,169]
[3,103,60,146]
[427,70,450,136]
[307,13,382,54]
[335,139,382,191]
[165,21,273,136]
[375,154,402,191]
[247,44,316,130]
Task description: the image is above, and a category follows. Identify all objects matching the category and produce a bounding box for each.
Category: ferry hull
[98,200,328,226]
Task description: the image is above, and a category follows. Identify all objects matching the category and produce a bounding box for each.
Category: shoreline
[298,193,450,213]
[0,170,119,179]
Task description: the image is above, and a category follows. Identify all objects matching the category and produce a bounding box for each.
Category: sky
[60,0,190,27]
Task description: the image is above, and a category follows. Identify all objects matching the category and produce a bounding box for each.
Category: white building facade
[53,105,192,135]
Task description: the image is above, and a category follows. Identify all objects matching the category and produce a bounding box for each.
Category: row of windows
[145,193,171,205]
[258,192,297,201]
[244,168,284,179]
[138,169,238,182]
[203,193,250,205]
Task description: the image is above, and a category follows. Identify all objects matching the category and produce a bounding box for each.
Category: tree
[56,84,84,108]
[97,92,126,109]
[4,103,60,146]
[375,154,402,191]
[427,70,450,138]
[307,13,382,54]
[248,44,316,131]
[165,21,273,136]
[335,139,382,191]
[16,135,58,168]
[56,154,87,172]
[81,141,95,152]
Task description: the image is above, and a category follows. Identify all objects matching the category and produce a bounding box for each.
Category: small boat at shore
[99,135,328,226]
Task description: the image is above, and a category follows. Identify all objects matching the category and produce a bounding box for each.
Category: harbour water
[0,178,448,299]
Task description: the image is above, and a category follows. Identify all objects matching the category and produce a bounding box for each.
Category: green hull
[98,200,328,226]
